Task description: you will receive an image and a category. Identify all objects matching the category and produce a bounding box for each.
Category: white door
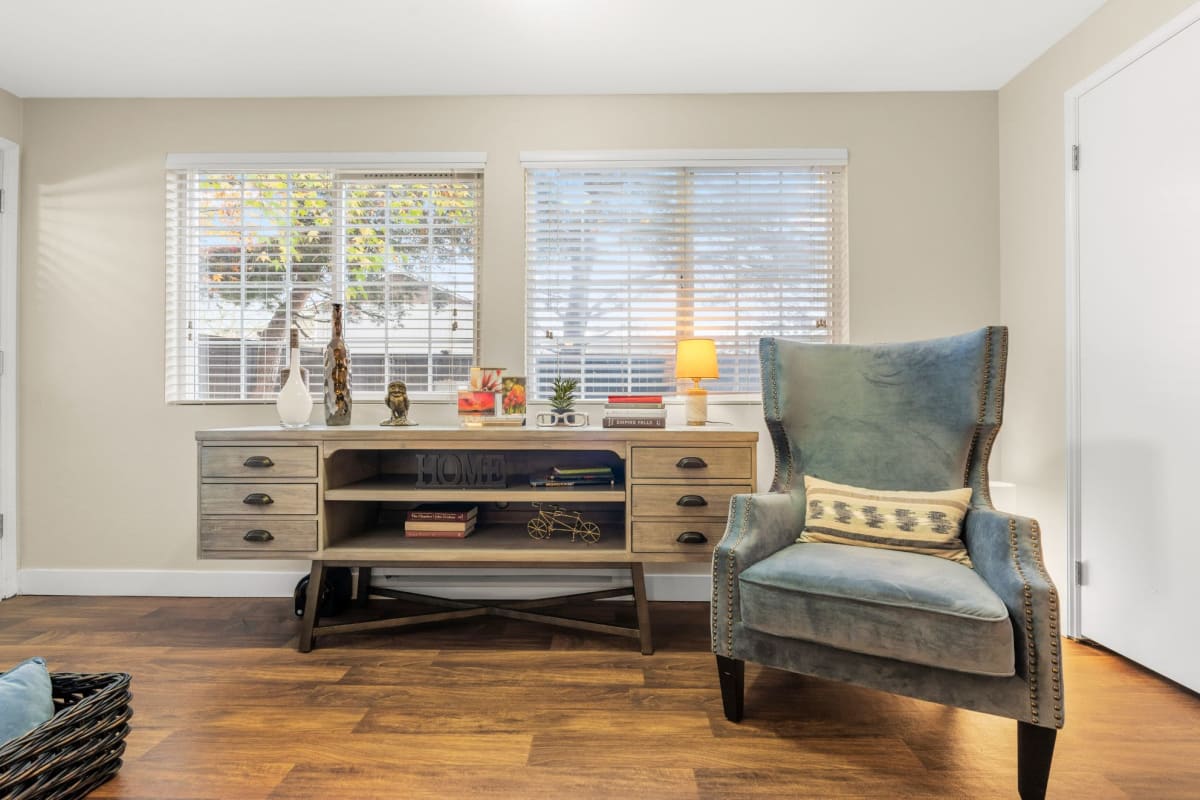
[1075,17,1200,691]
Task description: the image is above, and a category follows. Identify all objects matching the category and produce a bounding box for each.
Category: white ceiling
[0,0,1107,98]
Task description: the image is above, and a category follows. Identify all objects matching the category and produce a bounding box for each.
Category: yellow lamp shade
[675,338,719,381]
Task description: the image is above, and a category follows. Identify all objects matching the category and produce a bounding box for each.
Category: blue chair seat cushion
[739,543,1015,677]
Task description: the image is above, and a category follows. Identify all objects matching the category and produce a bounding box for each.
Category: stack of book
[602,395,667,428]
[404,503,478,538]
[529,465,617,487]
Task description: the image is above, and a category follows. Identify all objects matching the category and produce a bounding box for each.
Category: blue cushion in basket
[0,657,55,746]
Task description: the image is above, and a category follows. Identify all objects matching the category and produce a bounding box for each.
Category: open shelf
[324,474,626,503]
[322,523,628,562]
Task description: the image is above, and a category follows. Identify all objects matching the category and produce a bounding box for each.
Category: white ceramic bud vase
[276,344,313,428]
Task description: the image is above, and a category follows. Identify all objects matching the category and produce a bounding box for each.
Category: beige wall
[18,92,999,574]
[998,0,1195,594]
[0,89,20,144]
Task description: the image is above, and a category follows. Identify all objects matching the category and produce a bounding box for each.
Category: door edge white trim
[1064,1,1200,638]
[0,137,18,600]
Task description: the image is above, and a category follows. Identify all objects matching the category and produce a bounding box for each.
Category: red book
[607,395,663,404]
[405,528,474,539]
[404,519,476,532]
[406,504,478,522]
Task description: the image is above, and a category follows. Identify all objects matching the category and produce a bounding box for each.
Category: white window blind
[524,152,848,400]
[166,159,483,402]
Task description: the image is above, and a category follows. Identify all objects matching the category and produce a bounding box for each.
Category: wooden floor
[0,595,1197,799]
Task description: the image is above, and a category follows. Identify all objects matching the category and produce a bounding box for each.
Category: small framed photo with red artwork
[457,390,497,415]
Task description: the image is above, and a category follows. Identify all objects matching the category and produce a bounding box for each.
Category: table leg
[298,560,326,653]
[355,567,373,607]
[631,562,654,655]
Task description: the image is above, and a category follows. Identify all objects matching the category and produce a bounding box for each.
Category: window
[166,154,484,402]
[524,150,847,399]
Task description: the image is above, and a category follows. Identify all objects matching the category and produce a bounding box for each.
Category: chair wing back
[761,327,1006,499]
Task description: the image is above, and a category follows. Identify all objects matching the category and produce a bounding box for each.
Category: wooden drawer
[199,483,317,516]
[200,519,318,553]
[632,521,727,555]
[201,446,318,479]
[630,484,752,519]
[631,446,752,480]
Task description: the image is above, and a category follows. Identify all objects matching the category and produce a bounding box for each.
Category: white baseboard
[18,569,309,598]
[16,568,712,601]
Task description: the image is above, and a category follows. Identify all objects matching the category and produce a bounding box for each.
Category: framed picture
[501,377,527,416]
[469,366,504,392]
[457,390,497,415]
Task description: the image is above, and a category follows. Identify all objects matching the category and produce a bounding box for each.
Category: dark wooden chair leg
[1018,720,1058,800]
[716,655,744,722]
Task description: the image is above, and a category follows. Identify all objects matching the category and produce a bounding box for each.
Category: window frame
[165,152,486,404]
[521,148,849,401]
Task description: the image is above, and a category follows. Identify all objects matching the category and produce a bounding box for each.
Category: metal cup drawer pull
[242,492,275,506]
[676,531,709,545]
[242,455,275,468]
[676,494,708,507]
[676,456,708,469]
[243,529,275,543]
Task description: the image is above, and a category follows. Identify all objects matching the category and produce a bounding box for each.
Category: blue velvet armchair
[712,327,1063,799]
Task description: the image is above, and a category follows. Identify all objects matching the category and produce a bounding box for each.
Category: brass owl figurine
[380,381,417,426]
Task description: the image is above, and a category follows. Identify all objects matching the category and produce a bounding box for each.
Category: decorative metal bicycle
[527,502,601,544]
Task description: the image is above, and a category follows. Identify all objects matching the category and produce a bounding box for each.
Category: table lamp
[675,338,719,426]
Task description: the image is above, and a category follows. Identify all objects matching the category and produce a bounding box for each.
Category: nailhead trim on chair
[1009,518,1039,724]
[964,327,1009,508]
[715,495,754,655]
[984,328,1012,503]
[1030,519,1064,727]
[994,327,1008,427]
[978,328,1009,506]
[762,338,795,492]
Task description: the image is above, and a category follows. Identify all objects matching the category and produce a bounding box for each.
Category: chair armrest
[711,491,803,656]
[964,506,1065,728]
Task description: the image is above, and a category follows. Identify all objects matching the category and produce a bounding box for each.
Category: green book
[551,466,614,477]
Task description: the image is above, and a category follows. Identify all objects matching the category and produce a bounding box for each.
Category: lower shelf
[322,523,628,562]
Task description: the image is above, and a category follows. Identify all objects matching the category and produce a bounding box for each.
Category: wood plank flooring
[0,595,1196,799]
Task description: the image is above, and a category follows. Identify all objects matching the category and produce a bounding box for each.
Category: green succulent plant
[550,377,579,414]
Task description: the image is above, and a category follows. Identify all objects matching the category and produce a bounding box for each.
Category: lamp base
[684,386,708,426]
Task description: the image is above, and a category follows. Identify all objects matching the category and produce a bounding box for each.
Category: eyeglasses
[535,411,589,427]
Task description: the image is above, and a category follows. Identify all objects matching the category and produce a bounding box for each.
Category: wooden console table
[195,425,758,653]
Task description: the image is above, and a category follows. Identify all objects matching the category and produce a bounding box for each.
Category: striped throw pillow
[798,475,974,566]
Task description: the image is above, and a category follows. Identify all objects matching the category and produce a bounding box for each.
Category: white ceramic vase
[276,345,313,427]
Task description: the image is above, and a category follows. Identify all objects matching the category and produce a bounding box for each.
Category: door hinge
[0,188,5,213]
[1074,559,1086,585]
[1072,145,1080,171]
[0,514,5,541]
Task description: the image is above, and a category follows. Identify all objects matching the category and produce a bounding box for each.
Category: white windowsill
[169,394,764,407]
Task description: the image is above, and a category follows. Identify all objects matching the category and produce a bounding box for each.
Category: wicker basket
[0,672,132,800]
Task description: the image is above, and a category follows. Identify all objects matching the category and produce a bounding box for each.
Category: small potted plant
[538,376,585,426]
